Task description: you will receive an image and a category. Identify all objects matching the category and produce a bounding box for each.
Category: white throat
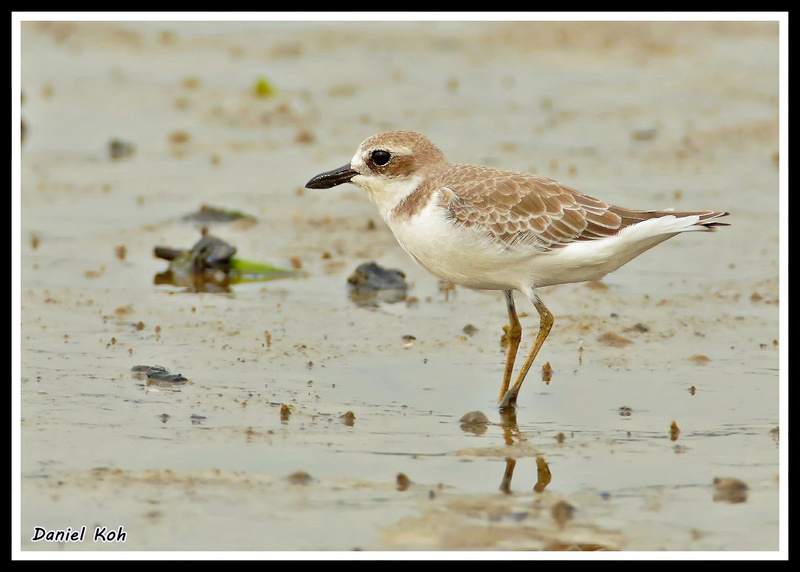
[350,151,424,222]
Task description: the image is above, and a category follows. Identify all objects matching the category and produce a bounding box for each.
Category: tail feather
[693,210,730,230]
[611,206,730,231]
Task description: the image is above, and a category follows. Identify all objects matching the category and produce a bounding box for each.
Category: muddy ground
[17,19,782,554]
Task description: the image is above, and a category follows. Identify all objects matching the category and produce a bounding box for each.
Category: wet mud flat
[17,20,781,553]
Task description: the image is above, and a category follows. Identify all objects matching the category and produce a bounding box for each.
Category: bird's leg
[499,289,553,409]
[498,290,523,402]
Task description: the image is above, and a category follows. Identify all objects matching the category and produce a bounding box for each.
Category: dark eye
[371,149,391,167]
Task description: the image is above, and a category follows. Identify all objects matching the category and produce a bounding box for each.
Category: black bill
[305,164,358,189]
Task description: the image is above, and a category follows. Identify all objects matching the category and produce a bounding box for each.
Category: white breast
[385,192,702,292]
[386,192,546,291]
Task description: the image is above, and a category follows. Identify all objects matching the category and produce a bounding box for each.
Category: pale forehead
[350,130,447,171]
[352,132,416,168]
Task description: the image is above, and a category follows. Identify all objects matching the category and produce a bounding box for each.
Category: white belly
[387,199,543,291]
[386,196,692,292]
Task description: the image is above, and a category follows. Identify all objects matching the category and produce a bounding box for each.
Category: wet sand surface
[18,20,781,553]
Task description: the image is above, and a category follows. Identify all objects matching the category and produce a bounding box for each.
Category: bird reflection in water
[460,407,552,494]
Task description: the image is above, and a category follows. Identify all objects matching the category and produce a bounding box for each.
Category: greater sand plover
[306,131,729,410]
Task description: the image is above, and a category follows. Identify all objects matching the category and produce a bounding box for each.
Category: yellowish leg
[498,290,522,401]
[499,290,554,409]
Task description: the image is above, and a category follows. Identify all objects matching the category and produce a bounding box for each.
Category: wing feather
[440,165,727,251]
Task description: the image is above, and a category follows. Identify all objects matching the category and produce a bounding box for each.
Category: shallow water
[17,19,782,554]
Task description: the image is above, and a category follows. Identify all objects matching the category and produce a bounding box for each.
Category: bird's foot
[498,389,518,411]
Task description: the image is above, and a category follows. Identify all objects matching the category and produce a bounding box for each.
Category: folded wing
[441,165,728,252]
